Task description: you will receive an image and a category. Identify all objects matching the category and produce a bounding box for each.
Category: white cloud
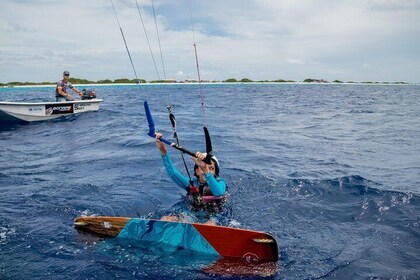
[286,58,304,65]
[0,0,419,83]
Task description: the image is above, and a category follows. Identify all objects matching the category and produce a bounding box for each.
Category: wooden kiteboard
[74,216,278,262]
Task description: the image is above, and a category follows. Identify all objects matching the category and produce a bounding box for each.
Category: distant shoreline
[1,81,419,89]
[1,77,419,88]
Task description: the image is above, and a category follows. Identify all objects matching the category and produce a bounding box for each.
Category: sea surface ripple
[0,84,419,279]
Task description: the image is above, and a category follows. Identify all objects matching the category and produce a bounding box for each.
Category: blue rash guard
[161,153,226,197]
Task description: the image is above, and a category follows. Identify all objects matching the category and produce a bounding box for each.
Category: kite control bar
[144,100,213,163]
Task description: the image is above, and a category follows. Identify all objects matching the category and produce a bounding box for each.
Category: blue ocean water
[0,84,419,279]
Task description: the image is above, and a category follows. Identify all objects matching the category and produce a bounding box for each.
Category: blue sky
[1,0,420,83]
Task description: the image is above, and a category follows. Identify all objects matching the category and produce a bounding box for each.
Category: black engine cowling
[81,89,97,100]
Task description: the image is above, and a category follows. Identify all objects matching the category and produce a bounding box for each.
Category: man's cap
[63,71,70,76]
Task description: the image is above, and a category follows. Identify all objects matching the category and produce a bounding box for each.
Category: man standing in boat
[55,71,83,101]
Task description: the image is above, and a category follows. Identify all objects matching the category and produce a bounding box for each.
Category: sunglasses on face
[64,74,70,76]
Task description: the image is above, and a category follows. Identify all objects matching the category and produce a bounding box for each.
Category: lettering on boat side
[45,104,74,115]
[28,106,43,112]
[74,103,92,111]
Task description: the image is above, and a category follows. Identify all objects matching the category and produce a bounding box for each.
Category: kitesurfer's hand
[195,151,206,162]
[193,152,209,173]
[155,132,167,156]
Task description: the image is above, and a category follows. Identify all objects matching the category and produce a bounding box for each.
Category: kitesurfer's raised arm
[155,132,226,197]
[193,152,226,196]
[156,133,191,189]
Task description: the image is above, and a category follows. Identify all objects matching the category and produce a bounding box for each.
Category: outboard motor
[81,89,97,100]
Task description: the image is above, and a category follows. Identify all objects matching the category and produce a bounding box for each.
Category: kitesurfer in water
[55,71,83,101]
[155,132,226,224]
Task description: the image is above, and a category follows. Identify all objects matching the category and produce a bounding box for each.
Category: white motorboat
[0,99,103,122]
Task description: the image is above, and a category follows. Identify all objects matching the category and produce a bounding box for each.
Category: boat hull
[0,99,103,122]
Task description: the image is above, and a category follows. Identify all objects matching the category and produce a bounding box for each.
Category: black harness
[186,183,225,212]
